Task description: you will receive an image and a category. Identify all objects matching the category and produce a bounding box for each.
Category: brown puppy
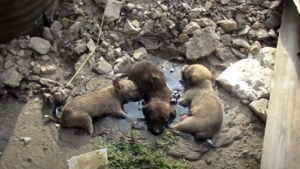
[180,64,212,88]
[128,60,176,135]
[171,64,223,140]
[45,79,141,135]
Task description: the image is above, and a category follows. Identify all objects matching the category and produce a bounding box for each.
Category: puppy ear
[142,103,151,117]
[113,79,122,91]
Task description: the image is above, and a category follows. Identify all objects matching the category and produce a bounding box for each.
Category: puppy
[128,60,176,135]
[171,64,223,140]
[45,79,141,135]
[180,64,212,88]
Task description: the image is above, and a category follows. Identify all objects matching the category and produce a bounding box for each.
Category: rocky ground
[0,0,282,168]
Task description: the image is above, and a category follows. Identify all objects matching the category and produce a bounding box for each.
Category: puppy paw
[178,98,187,106]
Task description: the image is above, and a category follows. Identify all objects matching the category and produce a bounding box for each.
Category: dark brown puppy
[171,64,223,140]
[45,79,141,135]
[128,60,176,135]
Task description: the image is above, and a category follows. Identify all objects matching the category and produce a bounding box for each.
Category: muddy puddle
[116,67,188,133]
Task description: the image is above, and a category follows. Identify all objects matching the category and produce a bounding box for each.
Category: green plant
[92,131,189,169]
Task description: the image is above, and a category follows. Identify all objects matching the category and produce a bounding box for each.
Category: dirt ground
[0,0,273,168]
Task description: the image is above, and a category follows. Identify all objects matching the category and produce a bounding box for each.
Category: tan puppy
[171,64,223,140]
[128,60,176,135]
[45,79,141,135]
[180,64,212,88]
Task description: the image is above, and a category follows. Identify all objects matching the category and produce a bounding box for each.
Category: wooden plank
[293,0,300,14]
[260,0,300,168]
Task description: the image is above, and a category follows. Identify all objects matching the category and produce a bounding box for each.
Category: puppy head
[180,64,212,87]
[142,100,176,135]
[113,79,142,101]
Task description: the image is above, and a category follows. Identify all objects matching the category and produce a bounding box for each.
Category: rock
[74,42,87,55]
[251,21,260,29]
[265,11,282,29]
[185,27,221,61]
[179,34,189,43]
[256,47,276,70]
[189,7,206,18]
[87,39,96,52]
[238,25,251,36]
[182,22,200,35]
[253,0,263,5]
[106,47,116,61]
[19,137,31,144]
[217,19,237,32]
[232,38,250,49]
[151,9,162,19]
[114,54,132,73]
[249,98,268,121]
[269,0,282,10]
[131,20,140,28]
[220,34,232,46]
[100,41,110,49]
[1,68,23,88]
[29,37,51,55]
[205,2,213,10]
[41,55,50,61]
[114,48,122,58]
[248,41,261,55]
[67,148,108,169]
[32,64,41,74]
[123,19,141,35]
[248,29,269,41]
[4,60,14,69]
[42,27,53,42]
[216,59,273,101]
[104,0,122,22]
[93,57,113,74]
[133,47,147,61]
[50,21,63,31]
[69,21,81,33]
[124,3,135,12]
[194,18,217,28]
[232,48,246,59]
[41,65,57,74]
[214,47,234,61]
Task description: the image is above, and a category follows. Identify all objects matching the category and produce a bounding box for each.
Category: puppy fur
[128,60,176,135]
[180,64,212,88]
[45,79,141,135]
[172,64,223,140]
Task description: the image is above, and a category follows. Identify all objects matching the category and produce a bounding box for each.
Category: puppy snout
[149,127,164,135]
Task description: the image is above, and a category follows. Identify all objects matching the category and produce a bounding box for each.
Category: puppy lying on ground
[128,60,176,135]
[45,79,141,135]
[171,64,223,140]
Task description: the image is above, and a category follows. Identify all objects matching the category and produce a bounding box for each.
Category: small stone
[217,19,237,32]
[106,47,116,61]
[114,48,122,58]
[182,21,201,35]
[131,20,140,28]
[232,38,250,49]
[104,0,122,22]
[249,98,268,121]
[253,0,263,5]
[16,59,23,66]
[269,0,282,10]
[87,39,96,52]
[265,11,281,29]
[74,42,87,55]
[20,137,31,144]
[29,37,51,55]
[268,29,277,39]
[238,25,251,36]
[17,50,25,57]
[189,7,206,18]
[32,64,41,74]
[248,41,261,55]
[248,29,269,41]
[194,18,217,28]
[93,57,113,74]
[133,47,147,61]
[151,9,162,19]
[42,27,53,42]
[124,19,141,35]
[256,47,276,70]
[216,59,273,101]
[179,34,189,43]
[67,149,108,169]
[220,34,232,46]
[41,65,57,74]
[69,21,81,33]
[101,41,109,49]
[50,21,63,31]
[251,21,260,29]
[124,3,135,12]
[41,55,50,61]
[205,2,213,10]
[4,60,14,69]
[1,68,23,88]
[114,54,132,73]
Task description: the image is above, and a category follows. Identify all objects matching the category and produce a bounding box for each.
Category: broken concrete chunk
[67,148,108,169]
[216,59,273,101]
[249,98,268,121]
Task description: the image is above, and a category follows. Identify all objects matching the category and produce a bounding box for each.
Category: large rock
[93,57,113,74]
[249,98,268,121]
[29,37,51,55]
[104,0,122,22]
[1,68,23,88]
[216,59,273,101]
[67,148,108,169]
[185,27,221,61]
